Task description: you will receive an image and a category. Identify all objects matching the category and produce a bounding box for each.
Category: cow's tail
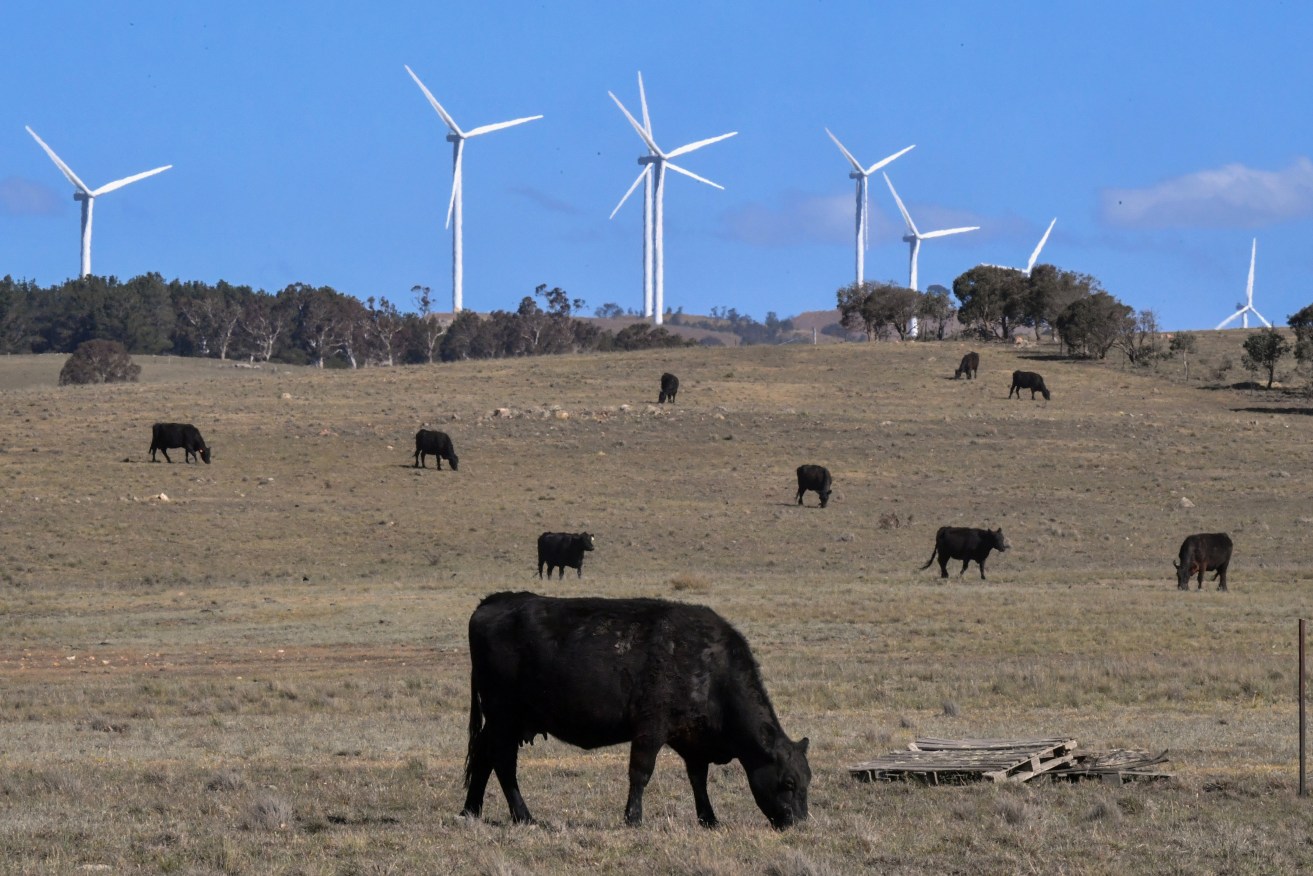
[919,546,939,571]
[463,672,484,791]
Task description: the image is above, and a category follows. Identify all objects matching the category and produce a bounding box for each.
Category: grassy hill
[1,334,1310,873]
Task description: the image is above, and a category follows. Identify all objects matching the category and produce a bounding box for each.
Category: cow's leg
[461,728,495,818]
[959,559,970,577]
[536,561,544,579]
[1196,568,1205,590]
[491,740,533,824]
[939,558,950,579]
[160,448,172,463]
[624,737,663,826]
[1217,563,1228,592]
[978,558,988,580]
[576,565,583,579]
[683,758,719,828]
[796,488,804,505]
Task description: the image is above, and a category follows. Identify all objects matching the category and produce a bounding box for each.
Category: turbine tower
[983,218,1057,276]
[1216,238,1271,330]
[25,126,171,279]
[824,128,914,285]
[405,65,542,314]
[884,172,979,337]
[609,77,736,326]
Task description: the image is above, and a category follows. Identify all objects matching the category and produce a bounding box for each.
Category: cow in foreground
[461,591,811,829]
[537,531,595,579]
[658,372,679,404]
[1175,533,1232,591]
[414,429,459,470]
[920,526,1011,580]
[1009,370,1051,400]
[954,351,980,380]
[149,423,211,464]
[796,464,832,508]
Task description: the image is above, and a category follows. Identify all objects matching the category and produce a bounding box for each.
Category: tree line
[0,275,693,367]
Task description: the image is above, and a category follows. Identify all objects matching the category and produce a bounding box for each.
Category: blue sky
[2,1,1311,330]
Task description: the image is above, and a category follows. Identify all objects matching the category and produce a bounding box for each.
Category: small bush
[58,339,141,385]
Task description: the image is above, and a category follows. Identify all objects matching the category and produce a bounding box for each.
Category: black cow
[537,531,596,579]
[920,526,1011,580]
[414,429,459,470]
[461,591,811,829]
[149,422,210,464]
[796,464,832,508]
[1009,370,1051,400]
[954,351,980,380]
[1174,533,1233,591]
[658,372,679,404]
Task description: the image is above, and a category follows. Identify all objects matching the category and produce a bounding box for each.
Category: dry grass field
[2,333,1313,874]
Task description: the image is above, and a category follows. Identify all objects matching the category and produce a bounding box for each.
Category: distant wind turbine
[883,172,979,337]
[608,72,656,318]
[1216,238,1271,330]
[824,128,914,285]
[609,76,736,326]
[405,65,542,314]
[25,126,171,279]
[982,217,1057,276]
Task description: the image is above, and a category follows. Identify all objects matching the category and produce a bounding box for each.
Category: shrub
[58,339,141,386]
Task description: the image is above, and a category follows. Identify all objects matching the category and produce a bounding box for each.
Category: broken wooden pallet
[849,737,1078,785]
[849,738,1171,785]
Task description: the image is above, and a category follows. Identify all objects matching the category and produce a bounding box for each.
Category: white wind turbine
[1216,238,1271,330]
[25,126,171,279]
[609,77,736,326]
[983,217,1057,276]
[824,128,914,285]
[883,172,979,337]
[608,72,656,318]
[405,65,542,314]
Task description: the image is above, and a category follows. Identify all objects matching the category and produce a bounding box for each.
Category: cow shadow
[1231,406,1313,416]
[1015,351,1065,362]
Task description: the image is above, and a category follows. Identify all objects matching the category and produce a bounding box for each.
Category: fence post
[1301,618,1307,798]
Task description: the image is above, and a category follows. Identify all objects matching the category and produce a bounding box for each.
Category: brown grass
[2,332,1312,873]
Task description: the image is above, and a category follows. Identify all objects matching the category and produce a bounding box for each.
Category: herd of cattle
[141,357,1239,829]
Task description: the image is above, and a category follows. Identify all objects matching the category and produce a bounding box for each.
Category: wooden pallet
[848,738,1171,786]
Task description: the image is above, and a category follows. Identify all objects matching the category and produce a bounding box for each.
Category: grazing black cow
[461,591,811,829]
[954,351,980,380]
[920,526,1011,580]
[414,429,459,470]
[1009,370,1051,400]
[658,372,680,404]
[537,531,596,579]
[1174,533,1233,591]
[795,464,832,508]
[149,422,211,464]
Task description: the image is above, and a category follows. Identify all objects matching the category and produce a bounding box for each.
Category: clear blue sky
[3,1,1311,331]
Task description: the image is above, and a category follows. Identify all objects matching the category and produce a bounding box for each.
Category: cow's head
[818,486,831,508]
[447,452,459,471]
[199,445,212,464]
[579,533,596,551]
[747,726,811,830]
[1172,558,1194,589]
[992,528,1010,551]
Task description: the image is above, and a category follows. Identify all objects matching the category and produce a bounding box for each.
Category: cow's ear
[798,737,810,755]
[1172,560,1180,569]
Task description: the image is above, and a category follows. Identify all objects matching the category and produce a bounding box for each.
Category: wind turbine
[1216,238,1271,330]
[982,217,1057,276]
[824,128,914,285]
[609,76,736,326]
[405,65,542,314]
[608,72,656,318]
[25,126,171,279]
[883,172,979,337]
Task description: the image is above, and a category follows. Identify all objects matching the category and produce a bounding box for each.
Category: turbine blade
[863,180,870,250]
[92,165,172,196]
[665,131,736,159]
[921,226,981,239]
[1246,238,1256,304]
[609,92,661,155]
[825,128,865,173]
[637,71,652,136]
[1215,310,1243,330]
[610,167,650,219]
[863,143,915,176]
[405,65,464,136]
[1026,217,1057,272]
[664,161,724,190]
[465,115,543,138]
[1251,308,1271,327]
[445,141,463,229]
[883,173,917,237]
[25,126,92,194]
